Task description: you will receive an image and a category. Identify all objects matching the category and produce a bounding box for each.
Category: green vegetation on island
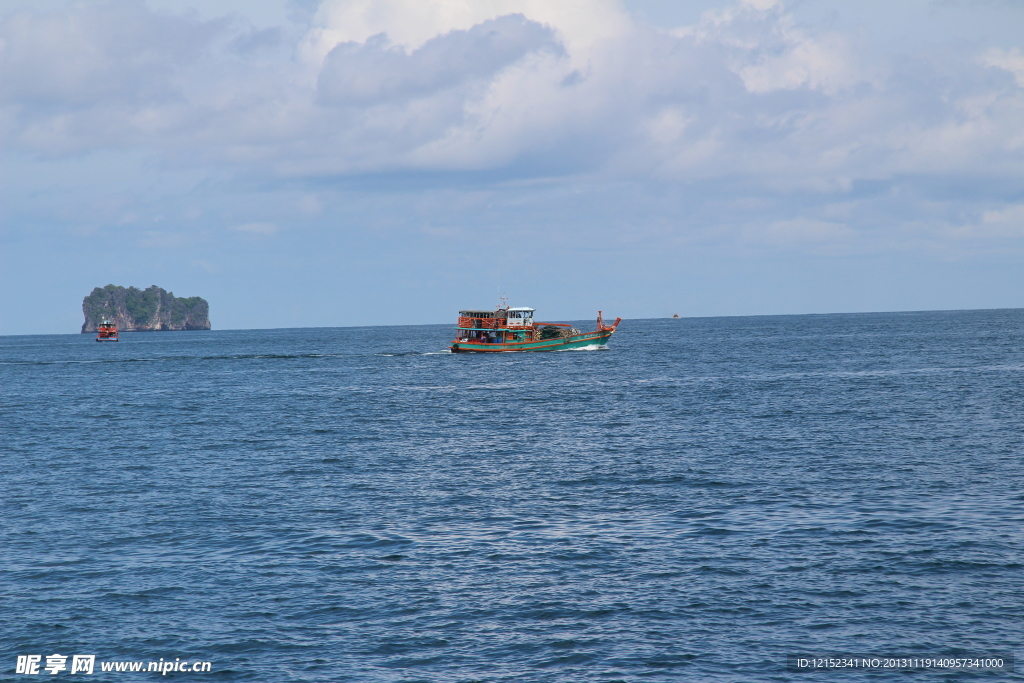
[82,285,211,333]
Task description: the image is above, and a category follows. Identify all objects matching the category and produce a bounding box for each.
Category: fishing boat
[450,303,621,353]
[96,319,119,342]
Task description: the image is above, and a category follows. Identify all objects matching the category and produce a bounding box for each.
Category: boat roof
[458,307,534,315]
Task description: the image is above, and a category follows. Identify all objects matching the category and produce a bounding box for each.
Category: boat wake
[376,350,450,357]
[562,344,609,352]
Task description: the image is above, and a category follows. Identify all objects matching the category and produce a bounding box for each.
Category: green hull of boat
[450,331,613,353]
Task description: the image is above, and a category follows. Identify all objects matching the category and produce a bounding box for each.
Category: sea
[2,310,1022,682]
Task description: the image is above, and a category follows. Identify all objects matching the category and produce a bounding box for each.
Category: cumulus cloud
[317,14,560,105]
[676,1,864,96]
[301,0,627,61]
[1,0,1023,250]
[982,47,1024,87]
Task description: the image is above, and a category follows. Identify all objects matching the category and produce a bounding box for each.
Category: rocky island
[82,285,211,333]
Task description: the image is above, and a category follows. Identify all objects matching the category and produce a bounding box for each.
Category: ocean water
[2,311,1022,682]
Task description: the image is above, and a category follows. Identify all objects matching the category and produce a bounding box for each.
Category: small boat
[96,319,119,342]
[450,304,620,353]
[672,313,680,318]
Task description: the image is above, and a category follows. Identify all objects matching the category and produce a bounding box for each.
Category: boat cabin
[96,319,119,341]
[456,307,536,343]
[505,307,534,328]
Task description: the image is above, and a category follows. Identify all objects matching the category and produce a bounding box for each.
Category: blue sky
[2,0,1023,334]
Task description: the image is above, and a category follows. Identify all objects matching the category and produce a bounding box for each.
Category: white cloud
[302,0,628,62]
[0,0,1021,248]
[948,204,1024,241]
[983,204,1024,226]
[0,3,221,106]
[645,107,690,146]
[982,47,1024,87]
[736,30,858,95]
[316,14,560,105]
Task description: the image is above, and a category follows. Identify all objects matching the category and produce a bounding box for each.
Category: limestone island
[82,285,211,333]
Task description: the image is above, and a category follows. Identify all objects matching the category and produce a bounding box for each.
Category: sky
[1,0,1023,334]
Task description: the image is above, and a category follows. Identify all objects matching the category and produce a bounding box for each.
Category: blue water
[3,311,1022,681]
